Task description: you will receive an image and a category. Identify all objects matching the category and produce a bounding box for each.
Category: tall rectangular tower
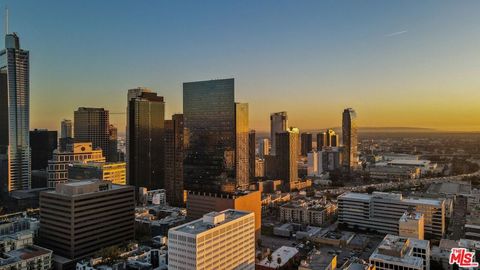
[276,127,299,190]
[29,129,57,171]
[183,78,236,192]
[248,130,256,181]
[164,113,184,206]
[300,132,313,156]
[270,111,287,156]
[342,108,358,171]
[74,107,110,160]
[235,102,249,189]
[0,33,31,192]
[127,89,165,190]
[60,119,73,138]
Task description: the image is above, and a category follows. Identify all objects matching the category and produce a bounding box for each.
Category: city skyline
[4,0,480,132]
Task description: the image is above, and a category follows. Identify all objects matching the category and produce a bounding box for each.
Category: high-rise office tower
[127,88,165,190]
[316,132,326,150]
[342,108,358,171]
[29,129,57,171]
[235,103,249,189]
[325,129,337,147]
[276,127,299,190]
[74,107,110,160]
[108,124,118,162]
[0,32,31,192]
[259,138,270,158]
[270,112,288,156]
[164,114,184,206]
[168,210,255,270]
[248,130,256,181]
[39,180,135,260]
[60,119,73,138]
[183,78,247,192]
[300,132,313,156]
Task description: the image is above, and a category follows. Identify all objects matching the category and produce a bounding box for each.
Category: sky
[4,0,480,133]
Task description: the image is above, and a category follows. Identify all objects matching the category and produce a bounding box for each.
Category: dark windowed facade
[127,89,165,190]
[164,114,184,206]
[183,78,236,192]
[30,129,57,170]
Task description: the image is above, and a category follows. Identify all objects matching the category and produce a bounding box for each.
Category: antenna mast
[4,7,8,35]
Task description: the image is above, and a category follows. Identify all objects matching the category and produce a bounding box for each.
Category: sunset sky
[5,0,480,133]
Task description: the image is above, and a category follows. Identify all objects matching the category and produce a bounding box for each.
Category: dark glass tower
[248,130,256,181]
[29,129,57,170]
[0,33,31,192]
[183,78,237,192]
[74,107,110,159]
[127,89,165,190]
[164,114,184,206]
[300,132,313,156]
[342,108,358,171]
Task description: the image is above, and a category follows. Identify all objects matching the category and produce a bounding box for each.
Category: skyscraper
[326,129,338,147]
[0,32,31,192]
[342,108,358,171]
[300,132,313,156]
[316,132,326,150]
[248,130,256,181]
[259,138,270,158]
[108,124,118,162]
[127,88,165,190]
[164,114,184,206]
[183,78,244,192]
[60,119,73,138]
[74,107,110,160]
[235,102,249,189]
[29,129,57,171]
[270,111,288,156]
[276,127,299,190]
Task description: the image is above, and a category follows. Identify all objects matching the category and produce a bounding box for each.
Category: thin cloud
[385,30,408,37]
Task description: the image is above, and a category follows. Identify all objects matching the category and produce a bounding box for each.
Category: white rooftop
[257,246,298,268]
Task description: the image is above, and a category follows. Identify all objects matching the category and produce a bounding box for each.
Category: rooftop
[339,192,443,207]
[170,209,251,236]
[0,246,52,266]
[370,234,428,268]
[299,250,336,269]
[45,180,129,196]
[257,246,298,268]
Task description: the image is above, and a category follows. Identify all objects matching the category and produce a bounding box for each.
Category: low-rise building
[256,246,299,270]
[399,211,424,240]
[279,200,336,226]
[0,231,52,270]
[369,234,430,270]
[298,250,337,270]
[368,165,420,181]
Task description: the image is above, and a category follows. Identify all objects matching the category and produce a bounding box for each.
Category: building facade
[168,210,255,270]
[108,124,118,162]
[127,89,165,190]
[270,112,287,156]
[300,133,313,157]
[276,127,299,190]
[248,130,256,181]
[47,142,105,188]
[342,108,358,171]
[164,114,184,206]
[39,180,135,260]
[68,162,126,185]
[74,107,110,162]
[338,192,445,238]
[0,33,31,192]
[61,119,73,139]
[29,129,57,171]
[183,78,239,192]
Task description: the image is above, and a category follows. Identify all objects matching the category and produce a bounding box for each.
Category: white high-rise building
[338,192,445,238]
[0,33,31,192]
[168,210,255,270]
[270,112,287,156]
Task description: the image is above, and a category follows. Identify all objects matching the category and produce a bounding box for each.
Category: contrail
[385,30,408,37]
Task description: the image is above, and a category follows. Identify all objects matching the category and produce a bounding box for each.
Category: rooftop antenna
[4,7,8,35]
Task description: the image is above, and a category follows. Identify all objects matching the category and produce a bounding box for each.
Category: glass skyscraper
[0,33,31,192]
[183,78,248,191]
[127,88,165,190]
[270,111,288,156]
[342,108,358,171]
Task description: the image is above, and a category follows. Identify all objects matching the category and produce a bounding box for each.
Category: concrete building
[164,114,184,206]
[399,211,425,240]
[68,162,126,185]
[249,130,256,180]
[368,165,420,181]
[0,32,31,193]
[279,201,336,226]
[338,192,445,238]
[298,250,337,270]
[270,112,288,156]
[74,107,111,161]
[61,119,73,139]
[369,234,430,270]
[255,158,265,178]
[235,102,249,189]
[186,190,261,237]
[321,147,342,172]
[257,246,299,270]
[47,142,105,188]
[39,180,135,261]
[168,210,255,270]
[342,108,358,171]
[0,232,52,270]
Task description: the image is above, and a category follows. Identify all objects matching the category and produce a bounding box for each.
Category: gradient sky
[5,0,480,132]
